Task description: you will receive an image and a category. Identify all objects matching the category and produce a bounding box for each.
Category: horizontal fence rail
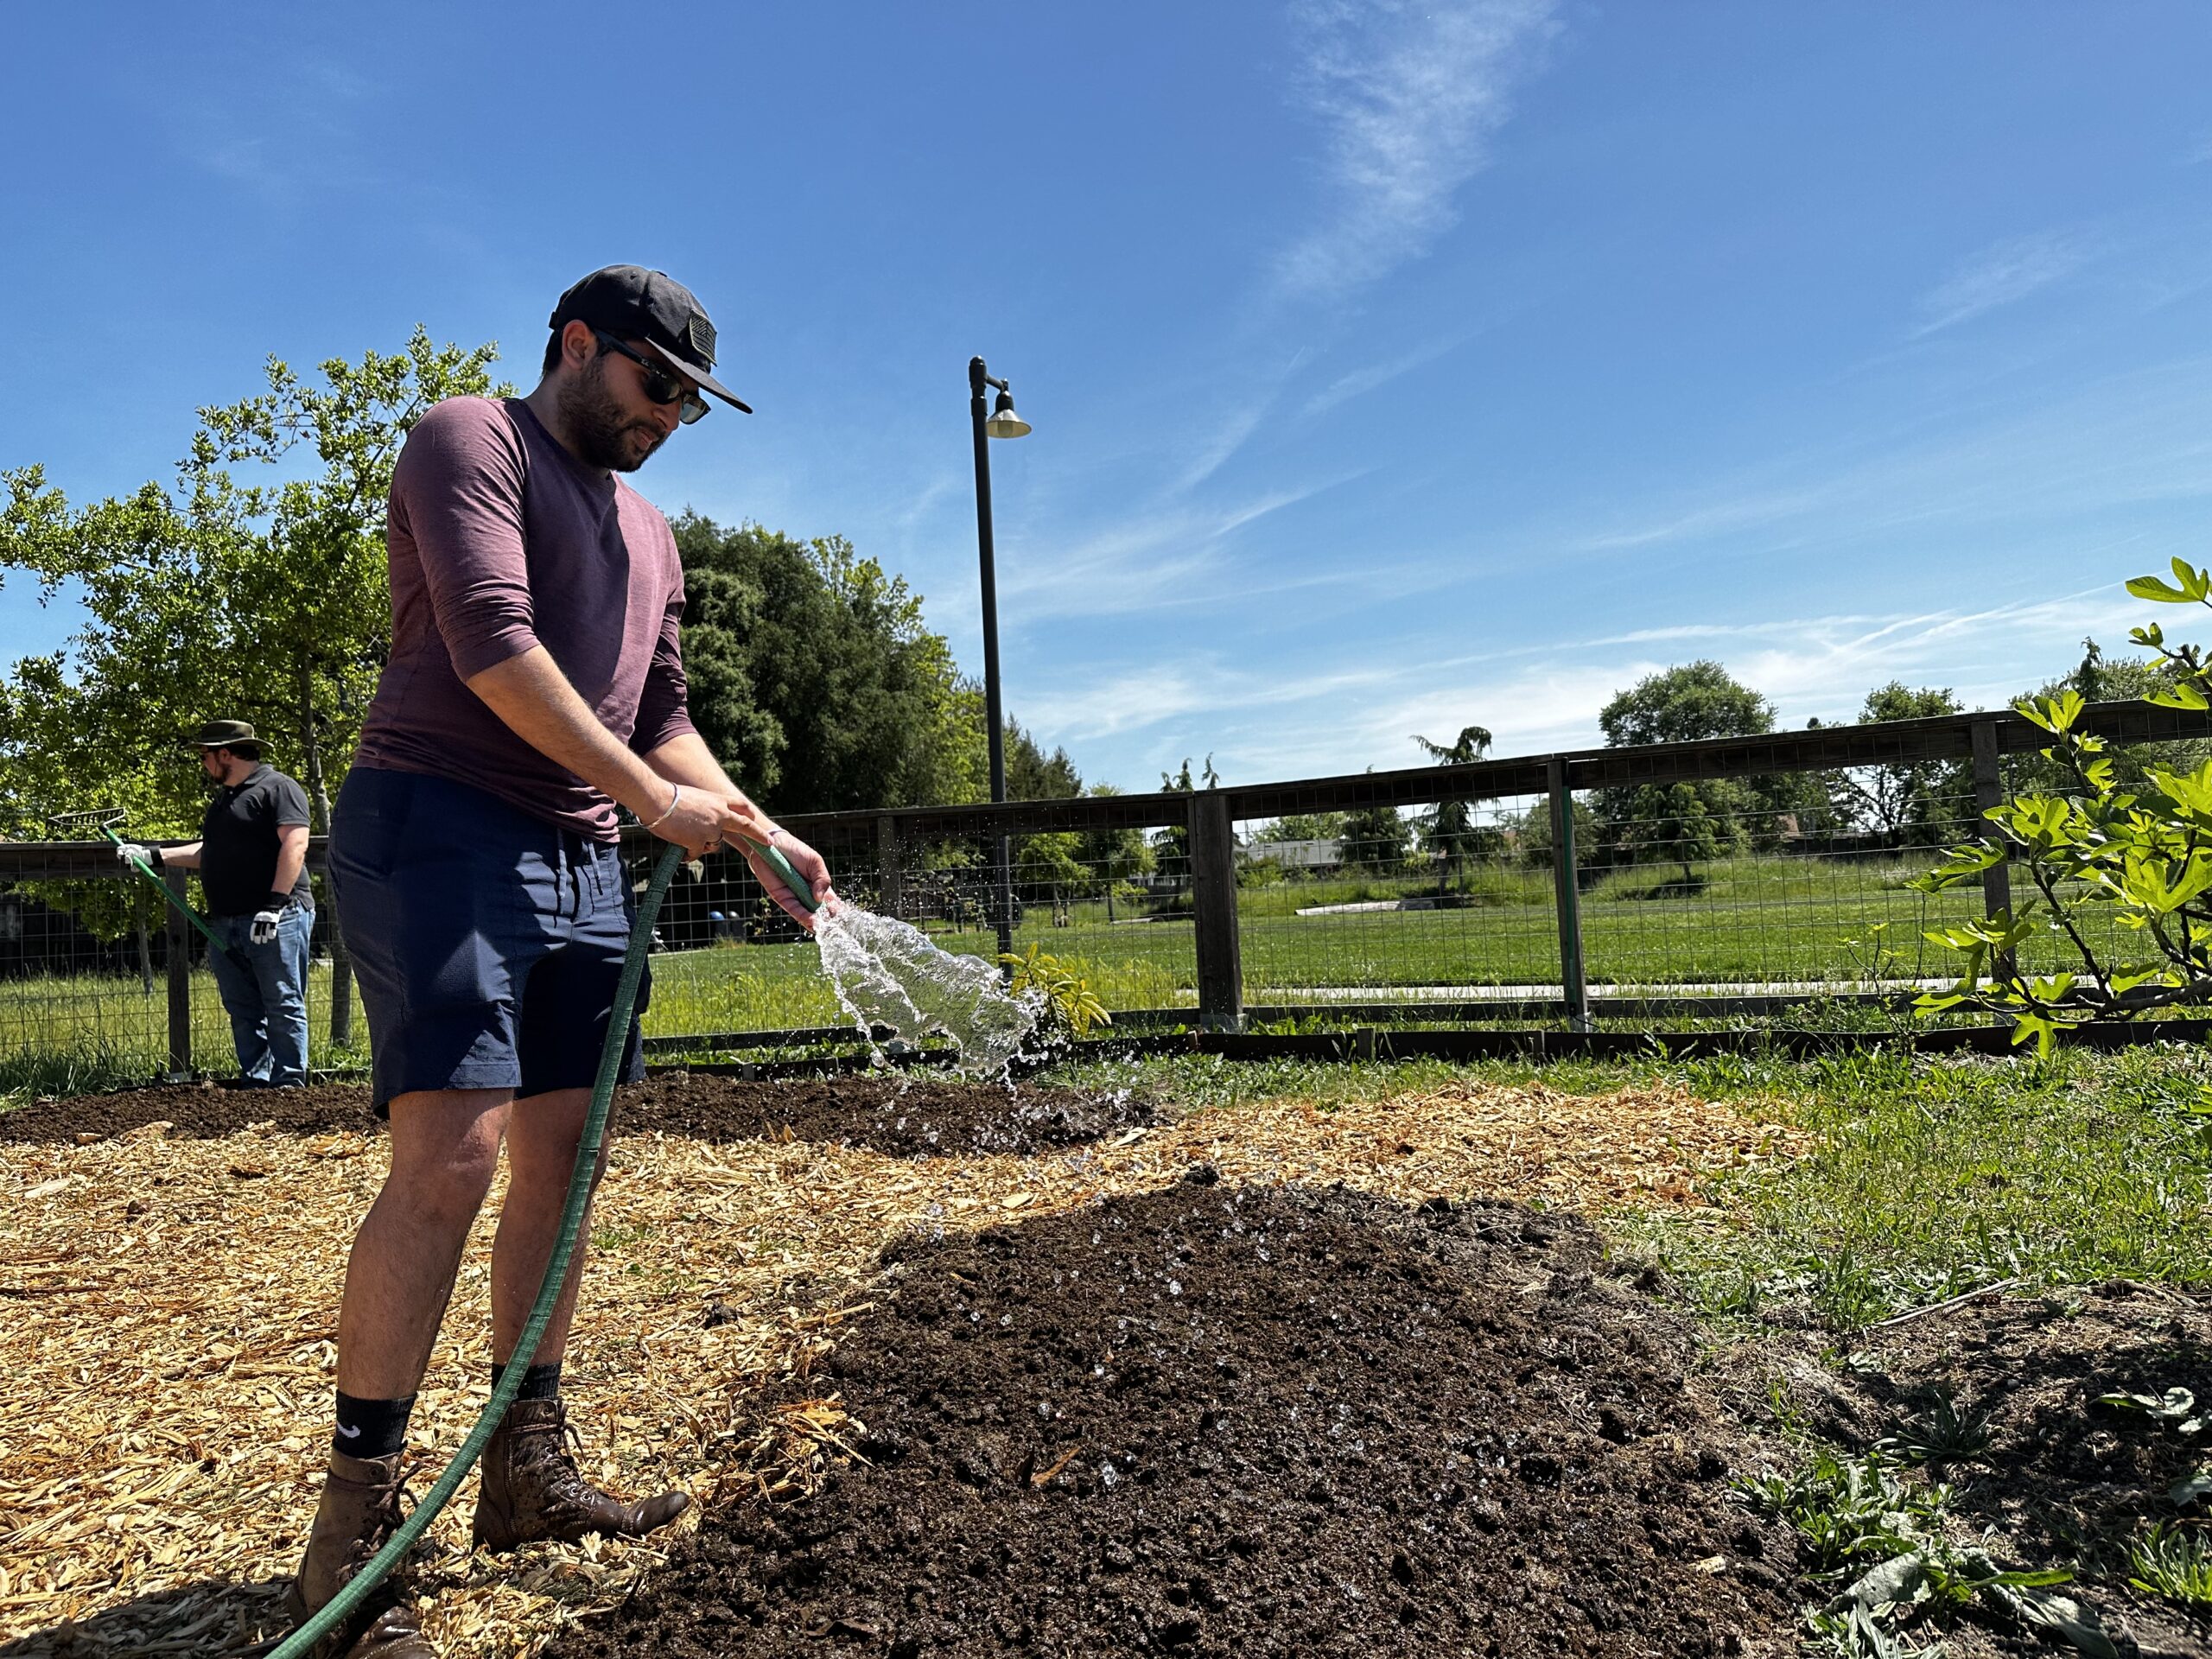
[4,697,2207,1077]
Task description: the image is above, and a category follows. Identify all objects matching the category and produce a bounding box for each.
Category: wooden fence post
[876,815,902,920]
[1547,757,1592,1031]
[1189,792,1244,1033]
[163,866,192,1079]
[1970,719,2014,976]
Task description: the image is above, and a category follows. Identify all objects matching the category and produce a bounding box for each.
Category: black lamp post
[969,355,1031,963]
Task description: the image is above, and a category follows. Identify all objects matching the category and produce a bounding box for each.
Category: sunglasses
[592,331,710,424]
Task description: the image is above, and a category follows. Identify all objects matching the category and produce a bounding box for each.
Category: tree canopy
[1595,662,1775,874]
[0,328,505,845]
[1827,682,1969,845]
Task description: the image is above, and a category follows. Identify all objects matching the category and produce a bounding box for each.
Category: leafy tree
[1077,783,1154,892]
[1599,661,1774,748]
[986,716,1086,900]
[1255,810,1346,842]
[1911,559,2212,1051]
[1004,719,1080,801]
[1515,794,1599,870]
[1615,782,1728,886]
[0,332,504,940]
[0,329,504,842]
[674,518,982,813]
[2008,637,2212,796]
[1596,662,1772,868]
[1149,756,1220,888]
[674,513,1096,821]
[1340,768,1414,874]
[1412,723,1497,891]
[1829,683,1972,846]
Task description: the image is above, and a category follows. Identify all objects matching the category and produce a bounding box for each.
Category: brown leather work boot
[472,1396,690,1553]
[280,1450,435,1658]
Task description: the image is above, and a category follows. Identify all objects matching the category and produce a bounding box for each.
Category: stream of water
[813,906,1041,1075]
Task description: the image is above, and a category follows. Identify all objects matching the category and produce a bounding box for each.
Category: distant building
[1242,837,1344,875]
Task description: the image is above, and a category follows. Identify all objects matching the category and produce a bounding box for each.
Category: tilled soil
[0,1072,1154,1157]
[548,1177,1802,1659]
[1802,1280,2212,1658]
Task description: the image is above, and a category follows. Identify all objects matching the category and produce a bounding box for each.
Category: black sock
[333,1391,415,1460]
[490,1360,563,1402]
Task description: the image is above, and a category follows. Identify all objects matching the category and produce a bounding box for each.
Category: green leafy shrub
[1000,944,1111,1039]
[1910,560,2212,1052]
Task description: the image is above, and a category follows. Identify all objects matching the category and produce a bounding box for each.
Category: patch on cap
[686,314,716,365]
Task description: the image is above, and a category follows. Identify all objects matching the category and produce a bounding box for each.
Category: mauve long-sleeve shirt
[353,397,696,841]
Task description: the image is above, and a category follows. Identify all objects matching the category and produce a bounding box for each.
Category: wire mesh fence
[0,842,359,1084]
[5,697,2209,1081]
[1231,791,1560,1003]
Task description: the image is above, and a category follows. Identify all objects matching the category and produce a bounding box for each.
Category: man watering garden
[295,265,836,1659]
[117,719,315,1087]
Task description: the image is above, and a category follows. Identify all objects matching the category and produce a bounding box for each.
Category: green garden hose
[271,834,818,1657]
[97,825,251,975]
[754,837,823,915]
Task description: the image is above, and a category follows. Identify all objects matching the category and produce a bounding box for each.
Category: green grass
[0,958,370,1091]
[1626,1044,2212,1326]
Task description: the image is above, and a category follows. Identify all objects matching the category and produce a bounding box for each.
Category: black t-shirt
[199,764,315,918]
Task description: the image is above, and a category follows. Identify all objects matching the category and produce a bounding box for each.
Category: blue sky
[3,3,2209,793]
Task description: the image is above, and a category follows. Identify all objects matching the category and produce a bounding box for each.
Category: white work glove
[251,893,287,946]
[116,842,160,870]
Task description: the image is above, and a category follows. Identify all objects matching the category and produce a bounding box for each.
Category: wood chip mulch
[0,1078,1802,1656]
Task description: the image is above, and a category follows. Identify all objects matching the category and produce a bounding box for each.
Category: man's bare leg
[488,1085,602,1367]
[474,1084,688,1551]
[293,1088,511,1654]
[335,1088,512,1400]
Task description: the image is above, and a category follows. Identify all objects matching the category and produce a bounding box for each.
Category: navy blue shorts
[327,766,648,1116]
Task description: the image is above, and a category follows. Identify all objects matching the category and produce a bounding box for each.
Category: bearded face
[557,351,670,474]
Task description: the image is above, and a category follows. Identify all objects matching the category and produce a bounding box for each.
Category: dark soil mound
[550,1179,1801,1659]
[0,1072,1150,1157]
[0,1078,372,1142]
[620,1070,1157,1156]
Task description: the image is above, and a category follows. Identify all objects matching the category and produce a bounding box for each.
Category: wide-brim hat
[186,719,261,751]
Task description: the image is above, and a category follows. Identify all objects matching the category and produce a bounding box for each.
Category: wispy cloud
[1027,588,2152,787]
[1276,0,1559,300]
[998,481,1337,619]
[1580,489,1825,552]
[1914,229,2097,336]
[1304,330,1478,416]
[179,60,380,204]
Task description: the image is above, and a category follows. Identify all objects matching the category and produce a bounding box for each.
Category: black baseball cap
[549,265,751,414]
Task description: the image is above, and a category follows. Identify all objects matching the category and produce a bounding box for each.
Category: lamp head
[984,388,1032,440]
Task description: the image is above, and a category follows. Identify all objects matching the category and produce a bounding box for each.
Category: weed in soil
[1762,1280,2212,1655]
[0,1073,1154,1157]
[546,1179,1802,1659]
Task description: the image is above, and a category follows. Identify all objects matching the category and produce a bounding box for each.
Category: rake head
[46,807,129,838]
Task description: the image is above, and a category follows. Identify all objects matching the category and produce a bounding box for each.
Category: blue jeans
[207,906,314,1086]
